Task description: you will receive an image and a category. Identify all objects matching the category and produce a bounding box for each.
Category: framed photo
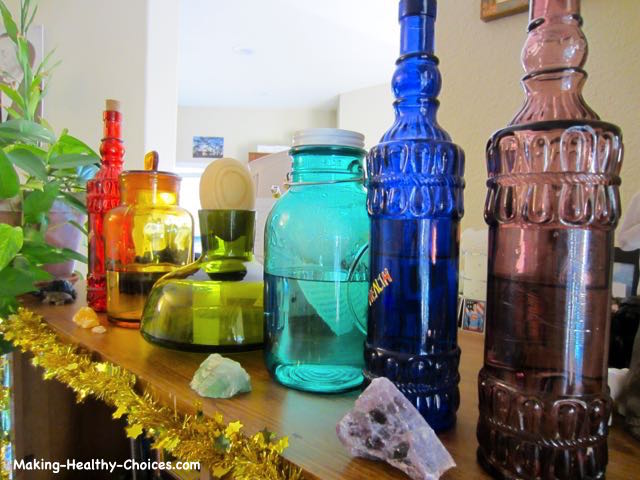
[193,136,224,158]
[461,298,486,333]
[613,247,640,298]
[481,0,528,22]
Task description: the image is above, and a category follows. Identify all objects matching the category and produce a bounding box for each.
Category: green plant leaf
[56,133,100,157]
[8,143,46,158]
[21,240,86,265]
[49,153,99,169]
[3,106,22,120]
[68,219,87,235]
[20,178,44,191]
[23,226,44,243]
[0,149,20,198]
[39,117,54,132]
[0,119,56,144]
[0,266,38,297]
[25,2,37,32]
[12,255,52,282]
[0,224,23,271]
[17,37,32,93]
[49,167,75,177]
[35,47,57,78]
[0,84,26,112]
[59,191,86,214]
[0,1,18,42]
[23,181,59,224]
[27,82,41,119]
[37,213,48,232]
[21,240,69,264]
[60,247,87,264]
[6,145,47,179]
[0,295,18,319]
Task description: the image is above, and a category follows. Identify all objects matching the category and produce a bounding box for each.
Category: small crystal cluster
[337,377,455,480]
[190,354,251,399]
[73,306,100,329]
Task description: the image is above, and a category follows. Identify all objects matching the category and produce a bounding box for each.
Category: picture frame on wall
[481,0,528,22]
[613,247,640,298]
[193,136,224,158]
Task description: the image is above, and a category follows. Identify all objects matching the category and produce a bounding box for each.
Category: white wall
[338,85,393,150]
[338,0,640,230]
[9,0,180,171]
[176,106,337,164]
[145,0,180,171]
[26,0,149,169]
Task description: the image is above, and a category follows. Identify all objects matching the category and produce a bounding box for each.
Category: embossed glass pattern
[477,1,624,479]
[87,108,124,311]
[264,139,370,393]
[364,0,465,432]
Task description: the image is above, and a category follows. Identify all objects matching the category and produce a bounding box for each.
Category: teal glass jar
[264,129,370,393]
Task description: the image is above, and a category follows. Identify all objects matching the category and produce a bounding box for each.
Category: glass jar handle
[346,243,369,335]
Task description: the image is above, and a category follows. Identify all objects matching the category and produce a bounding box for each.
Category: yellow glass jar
[105,170,193,327]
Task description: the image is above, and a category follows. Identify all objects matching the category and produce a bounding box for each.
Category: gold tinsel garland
[0,309,303,480]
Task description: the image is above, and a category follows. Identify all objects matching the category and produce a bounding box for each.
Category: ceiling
[178,0,399,110]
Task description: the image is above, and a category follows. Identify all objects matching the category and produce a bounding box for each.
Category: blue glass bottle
[365,0,465,432]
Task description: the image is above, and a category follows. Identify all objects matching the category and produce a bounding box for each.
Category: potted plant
[0,0,99,318]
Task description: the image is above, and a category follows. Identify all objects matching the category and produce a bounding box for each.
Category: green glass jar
[140,210,263,351]
[264,128,370,393]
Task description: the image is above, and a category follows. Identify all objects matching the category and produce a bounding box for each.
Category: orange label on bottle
[368,268,393,306]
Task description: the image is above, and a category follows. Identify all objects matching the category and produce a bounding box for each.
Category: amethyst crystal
[337,378,455,479]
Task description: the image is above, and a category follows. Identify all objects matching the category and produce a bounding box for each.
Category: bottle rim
[292,128,365,149]
[121,169,179,179]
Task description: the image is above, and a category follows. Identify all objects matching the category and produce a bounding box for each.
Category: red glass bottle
[87,100,125,311]
[477,1,624,479]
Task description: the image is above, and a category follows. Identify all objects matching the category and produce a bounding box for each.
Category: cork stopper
[105,99,121,112]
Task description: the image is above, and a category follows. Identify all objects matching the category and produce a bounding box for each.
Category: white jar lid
[292,128,365,149]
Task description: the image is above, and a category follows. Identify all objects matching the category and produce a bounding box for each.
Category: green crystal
[190,353,251,398]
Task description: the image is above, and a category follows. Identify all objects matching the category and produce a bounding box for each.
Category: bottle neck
[100,110,124,168]
[512,0,596,124]
[380,9,450,143]
[530,0,580,20]
[290,145,364,184]
[199,210,254,259]
[400,14,434,56]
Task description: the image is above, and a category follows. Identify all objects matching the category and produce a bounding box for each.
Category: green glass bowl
[140,210,264,352]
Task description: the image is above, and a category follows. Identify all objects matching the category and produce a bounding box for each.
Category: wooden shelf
[22,283,640,479]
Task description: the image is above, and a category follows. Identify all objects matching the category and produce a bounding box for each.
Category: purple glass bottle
[477,1,624,479]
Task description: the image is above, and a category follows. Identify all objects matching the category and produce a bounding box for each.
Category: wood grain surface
[23,284,640,479]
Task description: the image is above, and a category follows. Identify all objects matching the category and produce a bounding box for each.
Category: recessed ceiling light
[232,46,255,56]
